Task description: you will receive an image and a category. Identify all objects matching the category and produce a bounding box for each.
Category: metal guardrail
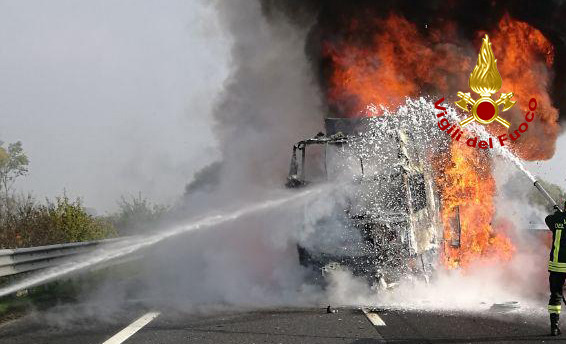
[0,239,118,278]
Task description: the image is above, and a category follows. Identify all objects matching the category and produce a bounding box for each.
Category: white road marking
[102,311,160,344]
[362,308,386,326]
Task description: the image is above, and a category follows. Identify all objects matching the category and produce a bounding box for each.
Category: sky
[527,135,566,188]
[0,0,229,213]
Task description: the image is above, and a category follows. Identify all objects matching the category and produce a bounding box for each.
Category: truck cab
[287,117,443,287]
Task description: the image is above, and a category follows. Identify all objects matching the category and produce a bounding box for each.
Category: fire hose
[534,180,563,212]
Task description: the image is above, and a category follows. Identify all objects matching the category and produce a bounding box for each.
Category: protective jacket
[546,211,566,273]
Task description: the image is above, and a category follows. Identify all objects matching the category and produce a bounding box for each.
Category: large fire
[435,144,514,268]
[488,15,558,160]
[323,15,470,115]
[322,13,559,268]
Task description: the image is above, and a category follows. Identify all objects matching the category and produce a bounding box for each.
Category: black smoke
[260,0,566,122]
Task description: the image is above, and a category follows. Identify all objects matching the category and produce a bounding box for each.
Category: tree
[43,195,116,243]
[0,194,117,248]
[0,141,29,209]
[110,193,169,234]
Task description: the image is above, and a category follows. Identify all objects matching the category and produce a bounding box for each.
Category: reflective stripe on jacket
[547,212,566,273]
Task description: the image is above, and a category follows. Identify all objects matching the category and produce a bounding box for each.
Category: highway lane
[373,308,550,343]
[0,305,560,343]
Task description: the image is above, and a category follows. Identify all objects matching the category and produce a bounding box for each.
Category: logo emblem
[455,35,515,128]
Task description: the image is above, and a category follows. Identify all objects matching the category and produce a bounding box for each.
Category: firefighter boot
[551,313,561,336]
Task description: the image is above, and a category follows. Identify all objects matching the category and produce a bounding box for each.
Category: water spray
[439,103,564,212]
[0,186,324,298]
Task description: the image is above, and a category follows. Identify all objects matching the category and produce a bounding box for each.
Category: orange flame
[322,13,558,269]
[435,144,515,268]
[488,15,558,160]
[323,15,470,115]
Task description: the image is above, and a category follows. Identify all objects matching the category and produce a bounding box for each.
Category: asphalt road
[0,304,562,344]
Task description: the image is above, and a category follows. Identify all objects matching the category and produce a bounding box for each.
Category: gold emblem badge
[455,34,515,128]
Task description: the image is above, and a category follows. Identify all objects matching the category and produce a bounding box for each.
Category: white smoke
[52,0,330,318]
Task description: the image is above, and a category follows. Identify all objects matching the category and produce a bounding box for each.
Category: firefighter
[546,203,566,336]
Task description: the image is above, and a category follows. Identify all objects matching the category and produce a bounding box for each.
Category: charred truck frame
[287,117,449,287]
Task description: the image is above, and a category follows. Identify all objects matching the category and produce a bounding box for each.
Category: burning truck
[287,115,448,287]
[271,0,566,287]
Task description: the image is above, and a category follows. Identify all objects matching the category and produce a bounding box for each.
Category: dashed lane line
[362,307,386,326]
[362,307,387,343]
[102,311,160,344]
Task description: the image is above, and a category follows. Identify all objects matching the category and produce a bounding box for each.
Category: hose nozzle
[534,180,561,212]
